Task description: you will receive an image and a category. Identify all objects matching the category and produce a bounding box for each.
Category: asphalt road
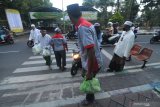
[0,34,160,107]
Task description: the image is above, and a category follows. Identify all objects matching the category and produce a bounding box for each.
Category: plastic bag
[32,43,42,55]
[80,78,101,93]
[42,47,51,56]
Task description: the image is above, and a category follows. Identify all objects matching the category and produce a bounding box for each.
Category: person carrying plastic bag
[80,77,101,94]
[32,43,42,55]
[37,29,52,70]
[67,4,102,106]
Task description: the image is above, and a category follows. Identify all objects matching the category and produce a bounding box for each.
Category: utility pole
[117,0,120,12]
[127,0,134,21]
[62,0,65,33]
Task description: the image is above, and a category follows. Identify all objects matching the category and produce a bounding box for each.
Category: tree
[95,0,115,26]
[0,0,53,27]
[83,0,95,7]
[141,0,160,28]
[109,11,124,24]
[120,0,139,21]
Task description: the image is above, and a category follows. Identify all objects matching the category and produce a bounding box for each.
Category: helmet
[108,22,113,26]
[54,27,61,33]
[94,23,100,27]
[31,24,35,27]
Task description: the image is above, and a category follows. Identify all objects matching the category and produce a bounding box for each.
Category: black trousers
[86,93,95,102]
[109,54,125,71]
[43,56,52,66]
[54,50,66,67]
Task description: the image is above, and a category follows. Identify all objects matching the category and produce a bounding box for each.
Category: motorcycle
[150,31,160,44]
[27,40,34,48]
[71,49,82,76]
[65,31,77,40]
[101,33,121,45]
[0,34,14,44]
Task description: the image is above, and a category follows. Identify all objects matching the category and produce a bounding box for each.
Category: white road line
[0,68,143,85]
[153,65,160,69]
[135,42,149,44]
[124,62,160,69]
[0,51,19,54]
[29,54,72,60]
[101,49,112,60]
[127,69,143,73]
[12,83,154,107]
[2,82,80,97]
[22,58,73,65]
[1,72,72,84]
[13,64,72,73]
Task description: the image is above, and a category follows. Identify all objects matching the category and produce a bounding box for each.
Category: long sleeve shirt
[114,30,135,58]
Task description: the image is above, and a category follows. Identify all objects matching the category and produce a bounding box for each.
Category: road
[0,34,160,107]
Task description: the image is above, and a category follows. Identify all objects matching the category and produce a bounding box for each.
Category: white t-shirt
[38,34,51,49]
[114,30,135,58]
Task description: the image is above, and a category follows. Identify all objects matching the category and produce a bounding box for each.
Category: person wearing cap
[107,21,135,72]
[67,4,102,106]
[107,22,114,36]
[50,28,68,71]
[94,23,102,50]
[29,24,41,44]
[37,29,52,70]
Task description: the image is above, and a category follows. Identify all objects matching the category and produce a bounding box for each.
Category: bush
[109,12,124,24]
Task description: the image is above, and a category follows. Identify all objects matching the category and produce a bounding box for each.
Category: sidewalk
[13,30,30,37]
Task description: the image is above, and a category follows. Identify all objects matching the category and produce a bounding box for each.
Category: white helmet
[31,24,35,27]
[108,22,113,26]
[94,23,100,27]
[54,27,61,33]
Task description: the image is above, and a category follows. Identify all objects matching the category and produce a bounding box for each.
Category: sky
[51,0,83,11]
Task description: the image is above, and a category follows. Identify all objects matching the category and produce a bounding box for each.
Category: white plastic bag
[42,47,51,56]
[32,43,42,55]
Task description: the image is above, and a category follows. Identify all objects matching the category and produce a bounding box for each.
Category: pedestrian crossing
[1,41,160,107]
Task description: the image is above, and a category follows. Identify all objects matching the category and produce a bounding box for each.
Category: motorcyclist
[29,24,41,44]
[0,26,9,42]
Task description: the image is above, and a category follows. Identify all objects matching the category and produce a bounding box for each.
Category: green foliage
[120,0,139,21]
[82,0,95,7]
[141,0,160,27]
[109,12,124,24]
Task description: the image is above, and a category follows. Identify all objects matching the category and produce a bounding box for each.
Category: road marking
[29,54,72,60]
[101,49,112,60]
[153,65,160,69]
[125,68,143,73]
[11,82,157,107]
[0,68,145,85]
[22,58,73,65]
[13,64,72,73]
[124,62,160,69]
[135,42,149,44]
[0,51,19,54]
[2,82,80,97]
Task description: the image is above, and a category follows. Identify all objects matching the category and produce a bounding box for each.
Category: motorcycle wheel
[27,41,34,48]
[71,64,78,76]
[150,38,154,44]
[8,39,14,44]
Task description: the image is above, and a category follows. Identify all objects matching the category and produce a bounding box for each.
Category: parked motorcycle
[150,31,160,44]
[101,33,121,45]
[0,34,14,44]
[27,40,34,48]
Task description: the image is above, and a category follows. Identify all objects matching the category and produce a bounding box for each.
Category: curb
[13,31,30,38]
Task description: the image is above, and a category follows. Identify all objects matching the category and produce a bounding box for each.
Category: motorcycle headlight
[73,54,79,59]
